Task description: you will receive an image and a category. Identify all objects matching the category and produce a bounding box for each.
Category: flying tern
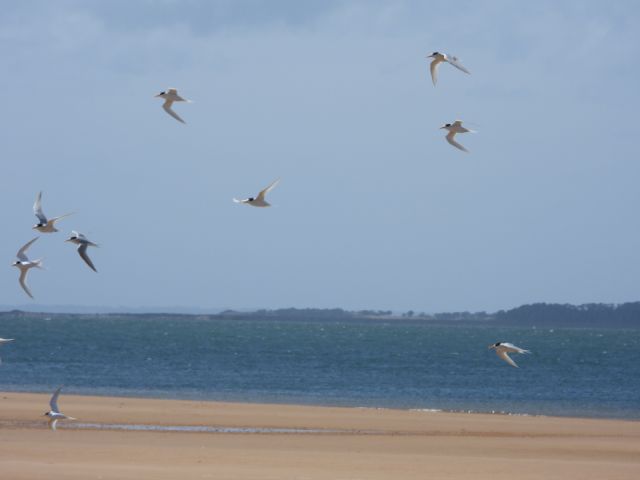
[65,231,98,272]
[233,179,280,207]
[33,191,74,233]
[44,386,76,431]
[155,88,191,124]
[440,120,474,152]
[489,342,530,368]
[12,237,43,299]
[426,52,470,86]
[0,338,14,365]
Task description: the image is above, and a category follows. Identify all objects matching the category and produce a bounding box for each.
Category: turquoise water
[0,315,638,419]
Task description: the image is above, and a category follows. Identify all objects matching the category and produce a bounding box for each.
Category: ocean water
[0,315,638,419]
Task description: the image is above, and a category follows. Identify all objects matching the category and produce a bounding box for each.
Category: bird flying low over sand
[440,120,474,152]
[33,191,73,233]
[12,237,43,299]
[0,338,14,365]
[489,342,531,368]
[233,179,280,207]
[44,386,76,431]
[65,231,98,272]
[427,52,470,86]
[155,88,191,124]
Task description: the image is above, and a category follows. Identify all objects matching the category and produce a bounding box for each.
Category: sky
[0,0,639,313]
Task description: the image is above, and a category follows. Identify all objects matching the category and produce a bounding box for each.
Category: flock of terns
[11,151,280,300]
[9,51,475,308]
[11,192,99,299]
[155,54,477,151]
[2,51,530,430]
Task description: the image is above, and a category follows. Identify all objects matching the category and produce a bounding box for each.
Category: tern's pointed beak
[488,344,496,350]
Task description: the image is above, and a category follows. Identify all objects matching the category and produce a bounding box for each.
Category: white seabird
[32,191,74,233]
[489,342,531,368]
[233,179,280,207]
[155,88,191,124]
[440,120,474,152]
[44,386,76,431]
[12,237,43,299]
[0,338,14,365]
[426,52,470,86]
[65,231,98,272]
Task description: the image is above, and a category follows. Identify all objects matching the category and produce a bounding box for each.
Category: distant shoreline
[2,301,640,328]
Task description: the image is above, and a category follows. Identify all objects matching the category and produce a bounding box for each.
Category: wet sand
[0,391,639,479]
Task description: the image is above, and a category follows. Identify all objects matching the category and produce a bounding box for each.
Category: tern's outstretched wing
[73,232,98,246]
[33,191,47,223]
[501,343,530,354]
[445,131,469,153]
[18,269,33,299]
[447,56,471,75]
[16,237,38,261]
[162,100,186,124]
[496,350,519,368]
[256,179,280,201]
[233,198,248,204]
[429,59,440,86]
[49,418,58,431]
[50,387,62,412]
[451,121,473,134]
[50,212,74,224]
[78,243,97,272]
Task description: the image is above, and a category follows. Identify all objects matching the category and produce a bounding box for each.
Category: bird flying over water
[426,52,470,86]
[233,179,280,207]
[65,231,98,272]
[489,342,530,368]
[440,120,474,152]
[12,237,43,299]
[44,386,76,430]
[0,338,14,365]
[155,88,191,124]
[33,191,73,233]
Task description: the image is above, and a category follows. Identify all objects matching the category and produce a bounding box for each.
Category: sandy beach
[0,392,638,479]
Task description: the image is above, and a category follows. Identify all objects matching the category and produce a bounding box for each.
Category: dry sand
[0,391,639,479]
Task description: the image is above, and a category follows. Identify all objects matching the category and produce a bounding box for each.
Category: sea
[0,314,638,420]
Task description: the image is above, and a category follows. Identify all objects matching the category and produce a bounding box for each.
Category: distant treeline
[2,302,640,328]
[491,302,640,328]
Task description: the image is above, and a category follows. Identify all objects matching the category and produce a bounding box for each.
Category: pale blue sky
[1,1,639,312]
